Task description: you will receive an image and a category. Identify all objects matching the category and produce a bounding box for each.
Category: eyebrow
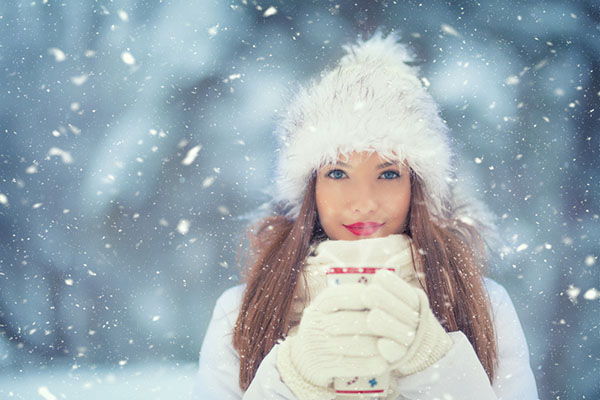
[376,161,397,169]
[333,161,398,169]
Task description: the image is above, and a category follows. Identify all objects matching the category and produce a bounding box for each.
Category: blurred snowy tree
[0,0,598,398]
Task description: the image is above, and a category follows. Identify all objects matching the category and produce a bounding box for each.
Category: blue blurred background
[0,1,598,398]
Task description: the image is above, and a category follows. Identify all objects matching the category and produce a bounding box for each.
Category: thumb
[377,337,408,364]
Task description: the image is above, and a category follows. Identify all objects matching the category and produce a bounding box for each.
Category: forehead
[323,150,404,168]
[337,150,392,164]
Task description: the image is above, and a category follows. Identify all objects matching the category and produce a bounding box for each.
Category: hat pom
[340,31,417,74]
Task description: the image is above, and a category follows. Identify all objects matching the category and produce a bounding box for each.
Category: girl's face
[315,151,411,241]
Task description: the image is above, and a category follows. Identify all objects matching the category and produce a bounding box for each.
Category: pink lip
[343,222,384,236]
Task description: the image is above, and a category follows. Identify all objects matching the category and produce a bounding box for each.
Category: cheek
[316,182,337,218]
[382,185,411,223]
[315,179,347,234]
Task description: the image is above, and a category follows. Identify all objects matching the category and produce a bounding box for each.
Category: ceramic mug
[326,266,396,399]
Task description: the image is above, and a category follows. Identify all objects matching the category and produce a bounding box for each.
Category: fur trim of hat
[273,31,453,219]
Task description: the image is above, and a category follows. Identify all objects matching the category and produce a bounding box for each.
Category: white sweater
[193,276,538,399]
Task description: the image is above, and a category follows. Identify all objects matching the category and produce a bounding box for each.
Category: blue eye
[380,170,400,180]
[327,169,347,179]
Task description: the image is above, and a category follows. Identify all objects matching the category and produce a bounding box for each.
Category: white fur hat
[273,32,453,219]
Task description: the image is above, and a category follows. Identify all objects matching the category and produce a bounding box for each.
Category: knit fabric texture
[393,289,454,376]
[281,235,453,398]
[276,339,336,400]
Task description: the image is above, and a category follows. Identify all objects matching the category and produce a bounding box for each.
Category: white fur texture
[274,32,453,219]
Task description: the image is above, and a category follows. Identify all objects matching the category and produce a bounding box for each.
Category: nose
[346,184,378,215]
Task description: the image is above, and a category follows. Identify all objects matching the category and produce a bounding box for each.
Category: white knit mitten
[363,269,453,376]
[276,284,388,400]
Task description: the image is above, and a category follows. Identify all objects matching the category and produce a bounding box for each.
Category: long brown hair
[233,173,498,390]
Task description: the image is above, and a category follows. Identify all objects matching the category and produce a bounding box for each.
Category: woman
[193,32,538,399]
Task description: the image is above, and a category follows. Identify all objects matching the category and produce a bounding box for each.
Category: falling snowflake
[263,6,277,17]
[177,219,190,235]
[583,288,599,301]
[121,51,136,65]
[118,9,129,22]
[71,74,88,86]
[182,145,202,165]
[202,176,216,188]
[47,147,74,164]
[218,205,230,215]
[68,124,81,135]
[37,387,57,400]
[566,284,580,304]
[516,243,528,252]
[441,23,460,37]
[584,255,596,266]
[48,48,66,62]
[506,76,520,85]
[208,24,219,38]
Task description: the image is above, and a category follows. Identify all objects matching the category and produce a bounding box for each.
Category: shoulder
[199,285,245,356]
[482,277,527,333]
[483,277,512,312]
[213,284,246,320]
[482,277,529,348]
[482,281,539,397]
[216,284,245,309]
